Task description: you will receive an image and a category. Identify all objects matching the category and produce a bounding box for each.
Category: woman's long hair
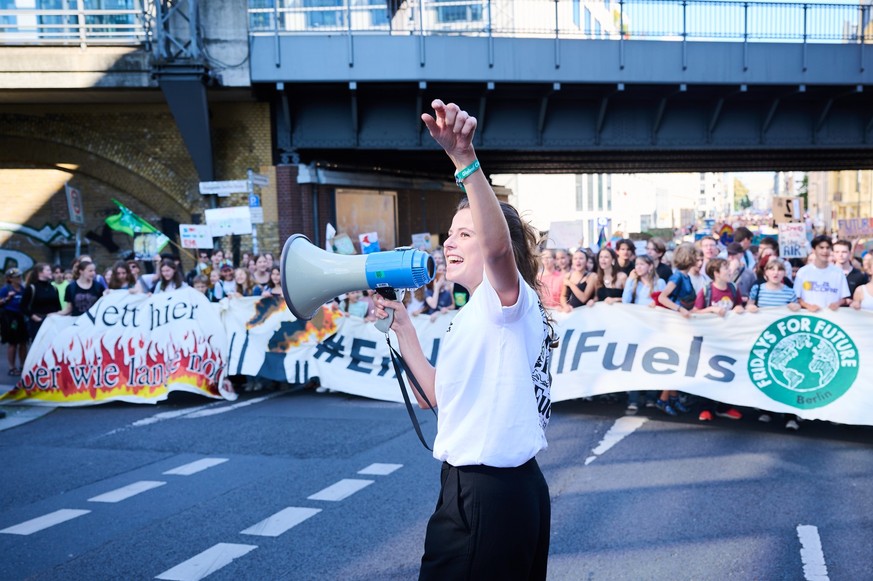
[155,259,183,291]
[107,260,132,290]
[596,247,620,289]
[72,260,94,281]
[25,263,50,286]
[456,199,541,293]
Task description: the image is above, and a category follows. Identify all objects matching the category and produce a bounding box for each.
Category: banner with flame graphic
[7,290,872,426]
[3,289,230,406]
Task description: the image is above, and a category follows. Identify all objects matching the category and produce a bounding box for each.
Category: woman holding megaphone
[374,100,555,581]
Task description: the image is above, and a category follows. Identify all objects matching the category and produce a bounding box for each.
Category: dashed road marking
[0,509,91,535]
[130,402,226,427]
[155,543,257,581]
[308,479,374,502]
[585,416,649,465]
[797,524,830,581]
[88,481,166,503]
[164,458,229,476]
[184,394,279,418]
[240,507,321,537]
[358,463,402,476]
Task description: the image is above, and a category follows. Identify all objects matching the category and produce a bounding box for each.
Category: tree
[734,178,752,210]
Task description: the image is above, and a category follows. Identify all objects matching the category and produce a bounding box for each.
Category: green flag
[105,199,169,251]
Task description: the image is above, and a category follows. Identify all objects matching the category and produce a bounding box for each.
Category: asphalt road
[1,386,871,581]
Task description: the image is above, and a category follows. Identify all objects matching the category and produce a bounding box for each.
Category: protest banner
[359,232,380,254]
[547,220,584,250]
[179,224,213,249]
[216,299,873,426]
[411,233,433,252]
[837,218,873,239]
[7,296,873,427]
[2,289,232,406]
[205,206,252,236]
[772,196,804,224]
[778,222,810,259]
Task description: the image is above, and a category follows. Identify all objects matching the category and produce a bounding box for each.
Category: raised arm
[422,100,518,306]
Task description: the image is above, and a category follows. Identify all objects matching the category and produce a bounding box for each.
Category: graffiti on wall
[0,221,73,271]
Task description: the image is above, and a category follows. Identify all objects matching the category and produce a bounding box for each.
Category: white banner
[179,224,214,249]
[548,305,871,424]
[220,298,873,426]
[4,289,232,405]
[9,293,873,426]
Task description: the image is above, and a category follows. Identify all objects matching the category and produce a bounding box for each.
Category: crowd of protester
[0,248,286,377]
[533,229,873,431]
[2,230,871,412]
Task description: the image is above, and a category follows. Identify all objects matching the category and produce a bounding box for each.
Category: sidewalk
[0,349,55,430]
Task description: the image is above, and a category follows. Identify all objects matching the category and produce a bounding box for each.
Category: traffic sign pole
[247,169,259,256]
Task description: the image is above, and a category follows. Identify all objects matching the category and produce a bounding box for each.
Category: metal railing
[248,0,873,44]
[0,1,150,47]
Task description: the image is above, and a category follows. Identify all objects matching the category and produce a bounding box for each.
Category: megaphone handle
[374,307,394,333]
[374,288,398,334]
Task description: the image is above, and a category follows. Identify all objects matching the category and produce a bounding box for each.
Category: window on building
[572,0,580,28]
[583,7,590,35]
[0,0,17,28]
[597,174,604,211]
[305,0,345,28]
[587,174,594,211]
[575,175,585,211]
[436,0,482,23]
[249,0,276,31]
[594,20,601,38]
[368,0,390,26]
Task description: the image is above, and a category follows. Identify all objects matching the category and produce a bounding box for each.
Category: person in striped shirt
[747,257,800,312]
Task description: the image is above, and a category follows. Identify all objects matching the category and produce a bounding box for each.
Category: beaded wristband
[454,159,481,192]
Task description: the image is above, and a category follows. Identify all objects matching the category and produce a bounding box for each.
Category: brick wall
[0,100,276,273]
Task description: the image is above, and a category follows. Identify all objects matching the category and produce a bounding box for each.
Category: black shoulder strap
[385,336,437,451]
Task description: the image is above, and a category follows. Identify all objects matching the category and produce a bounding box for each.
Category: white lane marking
[358,463,402,476]
[88,480,166,503]
[0,509,91,535]
[797,525,830,581]
[164,458,229,476]
[155,543,257,581]
[585,416,649,465]
[240,507,321,537]
[307,479,374,502]
[131,402,226,427]
[184,394,279,418]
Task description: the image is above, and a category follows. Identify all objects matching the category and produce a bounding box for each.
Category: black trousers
[419,458,550,581]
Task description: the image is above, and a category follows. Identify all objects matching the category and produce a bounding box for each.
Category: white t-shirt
[794,263,850,309]
[432,271,552,468]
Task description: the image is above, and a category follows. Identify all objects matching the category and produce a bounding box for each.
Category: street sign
[250,173,269,187]
[248,193,261,208]
[250,207,264,224]
[199,180,248,196]
[65,184,85,225]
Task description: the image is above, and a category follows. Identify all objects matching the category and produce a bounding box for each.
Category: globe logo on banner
[748,316,859,409]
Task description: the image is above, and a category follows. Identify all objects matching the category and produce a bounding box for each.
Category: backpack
[703,281,739,308]
[668,273,697,310]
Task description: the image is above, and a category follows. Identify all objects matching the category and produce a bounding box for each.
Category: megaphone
[280,234,435,331]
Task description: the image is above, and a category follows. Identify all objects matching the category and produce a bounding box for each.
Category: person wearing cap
[726,242,757,300]
[731,227,757,270]
[0,267,29,376]
[212,264,237,300]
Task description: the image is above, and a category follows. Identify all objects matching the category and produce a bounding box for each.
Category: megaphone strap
[386,336,437,451]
